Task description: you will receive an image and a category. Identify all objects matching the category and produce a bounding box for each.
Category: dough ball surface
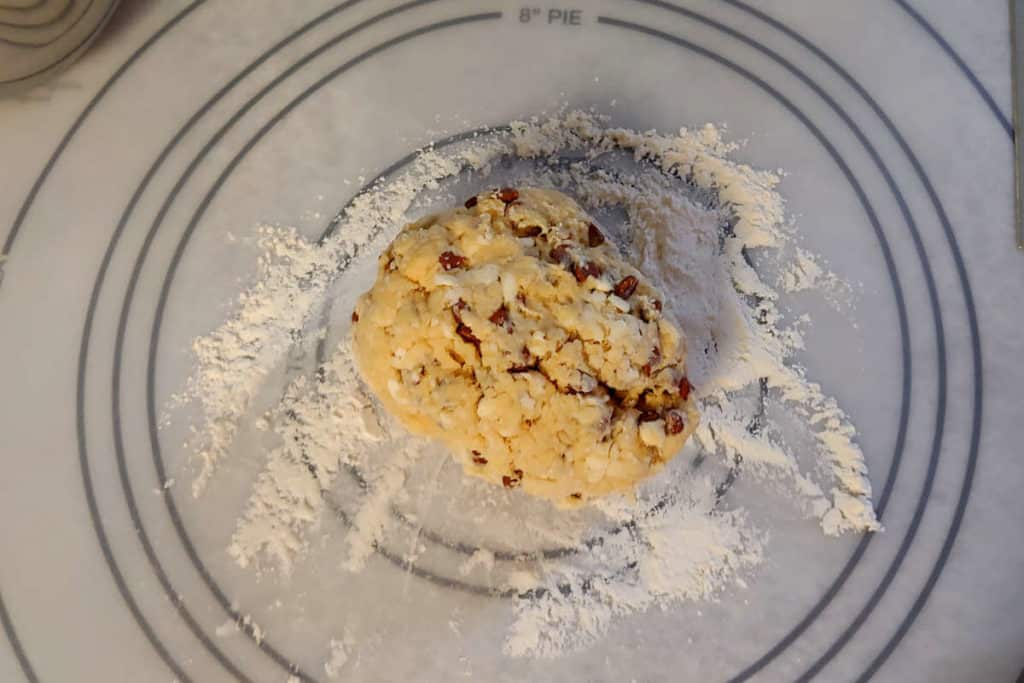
[353,187,698,506]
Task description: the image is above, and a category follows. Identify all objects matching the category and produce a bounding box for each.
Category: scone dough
[352,187,698,506]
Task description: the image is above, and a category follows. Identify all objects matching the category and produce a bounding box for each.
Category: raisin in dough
[352,187,698,506]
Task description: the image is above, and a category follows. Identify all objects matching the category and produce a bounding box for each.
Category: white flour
[174,111,879,661]
[323,635,353,680]
[225,338,388,575]
[503,473,764,658]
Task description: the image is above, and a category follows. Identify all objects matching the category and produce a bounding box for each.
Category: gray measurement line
[0,588,38,683]
[1012,0,1024,248]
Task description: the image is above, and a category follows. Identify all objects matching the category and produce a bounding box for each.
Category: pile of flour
[174,111,879,661]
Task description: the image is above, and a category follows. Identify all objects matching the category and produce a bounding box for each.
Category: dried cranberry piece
[456,323,480,346]
[489,305,509,326]
[679,377,692,401]
[573,261,603,283]
[439,251,467,270]
[666,410,685,435]
[614,275,639,299]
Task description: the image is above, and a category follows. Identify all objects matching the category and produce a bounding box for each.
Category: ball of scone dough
[352,187,698,506]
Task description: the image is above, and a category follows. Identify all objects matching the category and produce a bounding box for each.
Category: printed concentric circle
[135,6,924,680]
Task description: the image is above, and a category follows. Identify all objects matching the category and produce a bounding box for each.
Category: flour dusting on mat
[173,111,879,660]
[504,473,764,657]
[323,634,353,679]
[179,146,497,497]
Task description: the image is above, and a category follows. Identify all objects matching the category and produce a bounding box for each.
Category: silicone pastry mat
[0,2,1022,681]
